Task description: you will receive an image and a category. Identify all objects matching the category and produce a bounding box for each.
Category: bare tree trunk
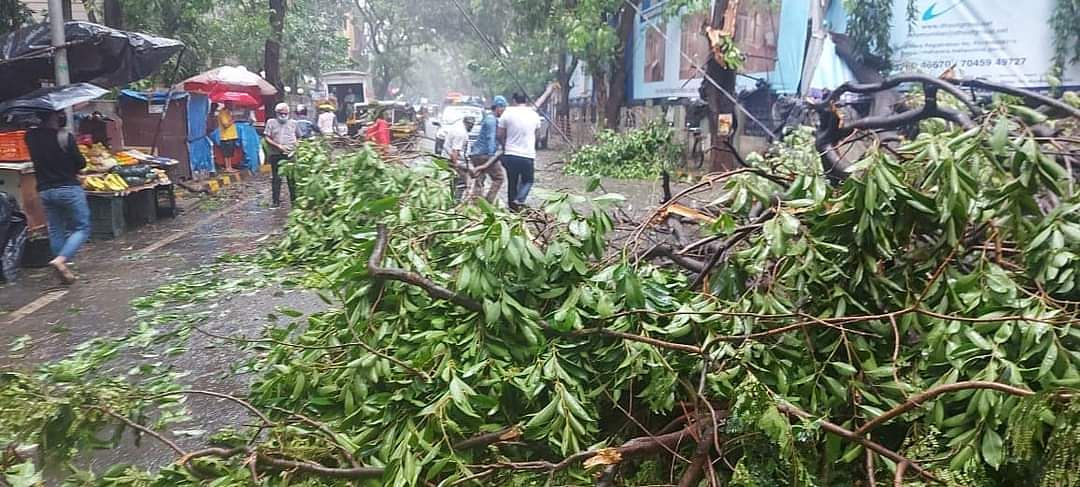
[699,0,738,170]
[603,0,638,131]
[557,53,577,142]
[102,0,122,28]
[593,71,607,131]
[264,0,286,114]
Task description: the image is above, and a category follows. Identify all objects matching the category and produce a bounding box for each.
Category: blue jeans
[40,185,91,260]
[503,155,535,206]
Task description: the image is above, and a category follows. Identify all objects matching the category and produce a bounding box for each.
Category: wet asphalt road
[0,143,705,479]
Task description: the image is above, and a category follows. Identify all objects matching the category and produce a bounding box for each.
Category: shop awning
[0,21,184,101]
[119,89,189,102]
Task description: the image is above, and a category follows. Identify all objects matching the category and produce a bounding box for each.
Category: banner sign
[890,0,1080,87]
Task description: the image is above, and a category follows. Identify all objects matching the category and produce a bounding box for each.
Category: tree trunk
[699,0,738,170]
[264,0,287,114]
[593,71,607,129]
[556,54,577,142]
[603,0,638,131]
[103,0,122,29]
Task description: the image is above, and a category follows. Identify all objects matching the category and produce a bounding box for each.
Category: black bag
[0,192,27,282]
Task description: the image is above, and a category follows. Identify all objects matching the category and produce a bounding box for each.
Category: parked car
[433,104,483,156]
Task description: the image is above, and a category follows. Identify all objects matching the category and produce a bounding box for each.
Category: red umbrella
[180,66,277,96]
[211,91,260,108]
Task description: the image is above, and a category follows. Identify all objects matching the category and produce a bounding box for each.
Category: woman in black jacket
[25,111,89,284]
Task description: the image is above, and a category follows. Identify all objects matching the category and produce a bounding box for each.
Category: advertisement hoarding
[889,0,1079,88]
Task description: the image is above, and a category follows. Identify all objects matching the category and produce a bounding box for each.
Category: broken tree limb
[853,381,1040,437]
[777,403,940,483]
[645,244,706,273]
[471,424,697,473]
[954,79,1080,119]
[369,224,483,313]
[677,418,718,487]
[453,426,522,451]
[690,211,773,290]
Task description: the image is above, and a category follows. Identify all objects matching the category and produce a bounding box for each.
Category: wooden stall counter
[0,162,46,235]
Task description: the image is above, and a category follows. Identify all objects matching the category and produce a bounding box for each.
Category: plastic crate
[123,188,157,227]
[155,184,177,218]
[0,131,30,162]
[88,195,125,239]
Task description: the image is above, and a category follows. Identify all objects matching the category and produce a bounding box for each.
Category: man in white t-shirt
[498,82,558,210]
[445,116,476,202]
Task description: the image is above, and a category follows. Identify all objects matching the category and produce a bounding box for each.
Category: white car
[434,105,483,156]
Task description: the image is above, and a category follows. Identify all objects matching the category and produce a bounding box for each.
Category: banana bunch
[82,173,129,192]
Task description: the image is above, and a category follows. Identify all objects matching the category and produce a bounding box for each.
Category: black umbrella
[0,83,109,115]
[0,21,184,101]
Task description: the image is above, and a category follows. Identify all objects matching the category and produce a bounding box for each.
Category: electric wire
[447,0,579,150]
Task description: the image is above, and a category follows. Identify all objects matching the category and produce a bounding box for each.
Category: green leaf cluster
[564,122,682,180]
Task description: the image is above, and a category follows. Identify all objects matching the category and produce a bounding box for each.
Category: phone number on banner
[912,58,1029,71]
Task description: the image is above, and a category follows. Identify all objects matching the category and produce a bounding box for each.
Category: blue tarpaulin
[236,121,261,171]
[119,89,188,102]
[186,93,214,173]
[208,120,261,172]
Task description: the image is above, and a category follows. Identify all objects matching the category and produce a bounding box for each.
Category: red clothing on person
[365,119,391,146]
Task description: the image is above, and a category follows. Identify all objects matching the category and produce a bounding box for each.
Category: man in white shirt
[498,82,557,210]
[317,104,337,136]
[445,116,476,202]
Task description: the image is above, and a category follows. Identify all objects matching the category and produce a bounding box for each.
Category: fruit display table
[86,182,176,240]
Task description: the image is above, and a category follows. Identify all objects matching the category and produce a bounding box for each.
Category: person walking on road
[499,82,558,211]
[25,111,89,284]
[445,115,476,202]
[295,105,316,139]
[317,104,337,136]
[264,103,303,207]
[467,96,507,203]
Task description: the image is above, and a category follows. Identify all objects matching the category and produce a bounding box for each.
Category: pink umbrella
[180,66,277,96]
[211,90,261,108]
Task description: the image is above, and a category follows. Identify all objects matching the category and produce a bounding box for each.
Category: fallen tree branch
[644,244,706,273]
[452,426,521,451]
[576,328,704,355]
[187,324,433,382]
[954,79,1080,119]
[90,406,187,458]
[471,425,696,473]
[691,211,773,290]
[777,403,940,483]
[140,389,273,426]
[369,224,483,313]
[853,381,1040,436]
[677,419,717,487]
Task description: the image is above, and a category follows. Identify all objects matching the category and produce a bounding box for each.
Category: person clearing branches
[498,81,559,211]
[264,103,303,207]
[468,95,507,203]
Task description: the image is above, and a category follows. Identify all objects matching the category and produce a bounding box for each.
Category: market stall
[118,90,197,181]
[0,22,185,279]
[180,66,278,174]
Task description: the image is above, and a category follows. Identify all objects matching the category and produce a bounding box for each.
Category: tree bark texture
[604,0,638,131]
[557,53,576,141]
[700,0,738,171]
[264,0,287,114]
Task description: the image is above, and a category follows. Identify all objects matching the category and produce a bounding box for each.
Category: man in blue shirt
[468,96,507,203]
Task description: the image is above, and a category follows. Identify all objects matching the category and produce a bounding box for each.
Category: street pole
[47,0,72,125]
